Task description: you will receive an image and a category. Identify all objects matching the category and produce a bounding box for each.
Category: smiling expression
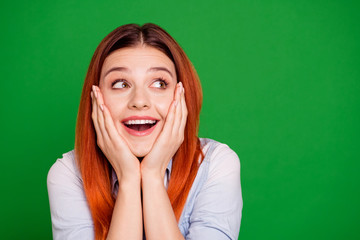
[99,46,177,157]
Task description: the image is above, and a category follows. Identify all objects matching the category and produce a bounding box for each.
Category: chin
[129,143,153,158]
[118,118,162,157]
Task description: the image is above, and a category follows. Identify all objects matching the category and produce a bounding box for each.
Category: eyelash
[111,78,169,89]
[111,79,129,88]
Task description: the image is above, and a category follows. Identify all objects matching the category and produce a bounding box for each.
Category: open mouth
[123,119,158,132]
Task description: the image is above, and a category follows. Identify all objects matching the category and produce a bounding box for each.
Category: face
[99,46,177,157]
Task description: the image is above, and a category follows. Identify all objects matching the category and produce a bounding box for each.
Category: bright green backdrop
[0,0,359,239]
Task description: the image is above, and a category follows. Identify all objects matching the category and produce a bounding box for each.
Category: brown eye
[112,80,129,89]
[151,79,168,89]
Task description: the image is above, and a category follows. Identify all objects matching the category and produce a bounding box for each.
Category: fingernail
[180,82,184,93]
[100,104,104,111]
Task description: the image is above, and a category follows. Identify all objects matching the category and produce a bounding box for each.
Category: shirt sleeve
[186,144,243,240]
[47,153,94,240]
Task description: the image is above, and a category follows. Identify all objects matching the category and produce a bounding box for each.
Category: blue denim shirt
[47,138,242,239]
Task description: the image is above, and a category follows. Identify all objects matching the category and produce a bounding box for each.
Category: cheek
[155,94,174,118]
[103,94,126,118]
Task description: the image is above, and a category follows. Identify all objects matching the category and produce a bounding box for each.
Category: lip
[122,115,159,137]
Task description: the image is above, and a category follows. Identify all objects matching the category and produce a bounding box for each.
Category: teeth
[124,119,156,125]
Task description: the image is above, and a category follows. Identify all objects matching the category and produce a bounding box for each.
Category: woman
[47,23,242,240]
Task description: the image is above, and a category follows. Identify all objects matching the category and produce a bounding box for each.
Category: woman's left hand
[141,82,187,179]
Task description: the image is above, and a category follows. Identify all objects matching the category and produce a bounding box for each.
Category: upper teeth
[124,120,156,125]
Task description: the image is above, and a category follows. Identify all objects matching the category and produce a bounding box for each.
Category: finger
[179,85,188,137]
[172,82,183,134]
[162,84,180,135]
[101,100,124,144]
[162,100,176,137]
[94,86,111,144]
[91,88,104,146]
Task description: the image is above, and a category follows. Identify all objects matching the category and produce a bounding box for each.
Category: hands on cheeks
[91,82,187,181]
[141,82,187,179]
[91,85,140,182]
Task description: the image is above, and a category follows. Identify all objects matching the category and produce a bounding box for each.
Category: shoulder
[180,138,242,239]
[47,150,83,189]
[47,150,94,239]
[200,138,240,177]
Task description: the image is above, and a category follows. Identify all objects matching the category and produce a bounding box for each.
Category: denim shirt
[47,138,243,239]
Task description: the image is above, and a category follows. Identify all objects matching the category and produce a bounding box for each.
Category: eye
[112,80,130,89]
[151,78,168,89]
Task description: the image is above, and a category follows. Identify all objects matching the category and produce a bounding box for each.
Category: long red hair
[75,23,203,239]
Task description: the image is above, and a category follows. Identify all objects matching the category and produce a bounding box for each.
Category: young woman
[47,23,242,240]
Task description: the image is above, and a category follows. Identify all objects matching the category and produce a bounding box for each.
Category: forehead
[101,46,176,75]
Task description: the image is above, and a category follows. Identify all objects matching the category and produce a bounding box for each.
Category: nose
[128,87,150,110]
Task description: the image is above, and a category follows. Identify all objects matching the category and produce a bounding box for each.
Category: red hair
[75,23,203,239]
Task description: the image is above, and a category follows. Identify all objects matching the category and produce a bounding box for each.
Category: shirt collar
[111,158,173,192]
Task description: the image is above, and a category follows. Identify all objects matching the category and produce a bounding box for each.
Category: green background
[0,0,359,239]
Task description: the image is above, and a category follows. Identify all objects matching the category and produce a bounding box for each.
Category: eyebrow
[103,67,129,78]
[103,66,173,78]
[147,67,173,78]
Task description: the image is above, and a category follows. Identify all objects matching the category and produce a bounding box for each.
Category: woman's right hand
[91,85,140,182]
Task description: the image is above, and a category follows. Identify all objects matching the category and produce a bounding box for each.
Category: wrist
[140,166,164,185]
[117,175,141,191]
[140,157,169,180]
[115,167,141,184]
